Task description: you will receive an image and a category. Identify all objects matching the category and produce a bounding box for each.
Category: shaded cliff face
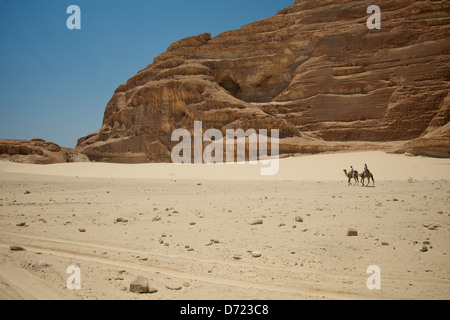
[76,0,450,162]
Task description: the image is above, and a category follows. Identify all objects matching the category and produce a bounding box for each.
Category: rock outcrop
[0,139,89,164]
[76,0,450,162]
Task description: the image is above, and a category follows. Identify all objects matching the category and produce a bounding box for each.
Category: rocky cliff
[0,139,89,164]
[76,0,450,162]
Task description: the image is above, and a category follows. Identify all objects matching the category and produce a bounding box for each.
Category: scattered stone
[347,228,358,236]
[420,245,428,252]
[295,216,303,222]
[130,276,155,294]
[250,219,263,225]
[423,240,431,245]
[381,242,389,246]
[393,198,398,201]
[24,191,30,194]
[189,222,196,225]
[233,256,242,260]
[32,260,49,271]
[166,285,182,291]
[152,216,161,222]
[115,218,124,222]
[278,223,286,227]
[251,251,262,258]
[16,222,27,227]
[78,228,86,232]
[10,246,26,251]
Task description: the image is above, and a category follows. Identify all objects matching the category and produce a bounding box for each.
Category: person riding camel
[362,163,368,174]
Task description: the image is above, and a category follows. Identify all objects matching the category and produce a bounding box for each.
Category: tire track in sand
[0,233,377,300]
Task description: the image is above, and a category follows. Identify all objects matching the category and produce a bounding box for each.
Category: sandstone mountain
[0,139,89,164]
[76,0,450,162]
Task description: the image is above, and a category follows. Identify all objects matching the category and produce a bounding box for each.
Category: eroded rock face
[76,0,450,162]
[0,139,89,164]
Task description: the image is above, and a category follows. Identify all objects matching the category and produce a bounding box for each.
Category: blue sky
[0,0,293,148]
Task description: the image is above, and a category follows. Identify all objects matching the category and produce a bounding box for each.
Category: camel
[343,169,359,186]
[359,170,375,187]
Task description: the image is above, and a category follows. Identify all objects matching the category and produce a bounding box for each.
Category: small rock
[115,218,123,222]
[24,191,30,195]
[251,251,261,258]
[295,216,303,222]
[423,240,431,245]
[347,228,358,236]
[78,228,86,232]
[10,246,26,251]
[420,245,428,252]
[130,276,155,294]
[32,260,49,271]
[393,198,398,201]
[189,222,196,225]
[381,242,389,246]
[233,256,242,260]
[165,285,182,291]
[250,219,263,225]
[16,222,27,227]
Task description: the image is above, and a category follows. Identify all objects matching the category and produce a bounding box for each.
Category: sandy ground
[0,151,449,300]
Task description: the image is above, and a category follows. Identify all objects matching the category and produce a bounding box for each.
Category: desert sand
[0,151,449,300]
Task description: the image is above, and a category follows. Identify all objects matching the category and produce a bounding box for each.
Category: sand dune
[1,151,449,181]
[0,152,449,300]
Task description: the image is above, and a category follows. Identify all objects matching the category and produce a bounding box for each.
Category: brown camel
[359,170,375,187]
[343,169,359,186]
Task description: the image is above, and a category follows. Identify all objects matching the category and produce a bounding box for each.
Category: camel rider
[350,166,355,175]
[362,163,368,174]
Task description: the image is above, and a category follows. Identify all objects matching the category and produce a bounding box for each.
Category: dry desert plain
[0,151,449,300]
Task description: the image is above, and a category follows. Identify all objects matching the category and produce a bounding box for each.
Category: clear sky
[0,0,294,148]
